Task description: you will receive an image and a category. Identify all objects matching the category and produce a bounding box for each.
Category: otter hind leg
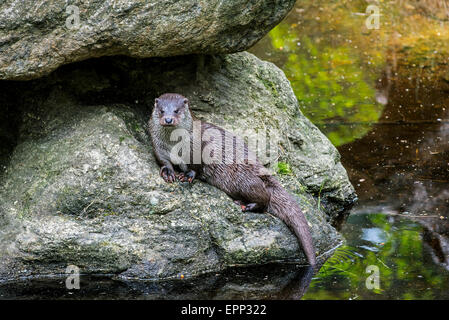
[233,199,268,213]
[233,199,248,211]
[238,177,270,213]
[241,202,265,213]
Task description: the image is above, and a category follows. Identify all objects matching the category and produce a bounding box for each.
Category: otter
[148,93,317,266]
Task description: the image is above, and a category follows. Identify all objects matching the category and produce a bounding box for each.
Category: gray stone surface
[0,52,354,280]
[0,0,295,80]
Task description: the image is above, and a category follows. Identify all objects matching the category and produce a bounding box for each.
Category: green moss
[276,161,292,175]
[257,72,280,98]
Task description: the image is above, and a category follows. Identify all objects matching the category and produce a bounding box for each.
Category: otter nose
[165,118,173,124]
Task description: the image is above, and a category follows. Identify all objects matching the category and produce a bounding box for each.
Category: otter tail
[265,177,317,267]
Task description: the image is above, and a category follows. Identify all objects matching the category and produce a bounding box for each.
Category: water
[251,0,449,299]
[303,213,449,299]
[2,1,449,299]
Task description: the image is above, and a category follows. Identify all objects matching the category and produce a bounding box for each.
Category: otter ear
[183,98,189,105]
[154,98,159,104]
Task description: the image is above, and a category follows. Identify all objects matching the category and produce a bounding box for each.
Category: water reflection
[250,1,387,147]
[250,0,449,299]
[304,214,449,300]
[0,264,316,300]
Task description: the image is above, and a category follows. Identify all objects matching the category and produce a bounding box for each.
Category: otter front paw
[178,170,196,183]
[160,166,176,183]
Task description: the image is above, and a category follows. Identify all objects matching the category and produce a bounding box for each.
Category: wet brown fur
[148,93,317,266]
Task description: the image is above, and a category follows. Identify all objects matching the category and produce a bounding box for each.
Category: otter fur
[148,93,317,266]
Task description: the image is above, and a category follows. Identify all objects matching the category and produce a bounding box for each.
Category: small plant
[276,161,292,175]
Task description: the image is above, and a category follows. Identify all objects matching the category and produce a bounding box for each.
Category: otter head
[154,93,191,128]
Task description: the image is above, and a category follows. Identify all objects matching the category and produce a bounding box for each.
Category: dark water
[2,1,449,299]
[0,265,315,300]
[251,0,449,299]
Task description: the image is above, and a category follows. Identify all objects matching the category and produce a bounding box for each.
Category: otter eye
[160,110,164,114]
[174,110,179,114]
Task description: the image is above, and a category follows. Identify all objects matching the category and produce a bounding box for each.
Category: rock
[0,52,354,280]
[0,0,296,80]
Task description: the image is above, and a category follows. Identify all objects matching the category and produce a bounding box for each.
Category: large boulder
[0,52,355,280]
[0,0,296,80]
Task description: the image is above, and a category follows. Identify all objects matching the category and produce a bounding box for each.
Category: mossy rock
[0,52,354,280]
